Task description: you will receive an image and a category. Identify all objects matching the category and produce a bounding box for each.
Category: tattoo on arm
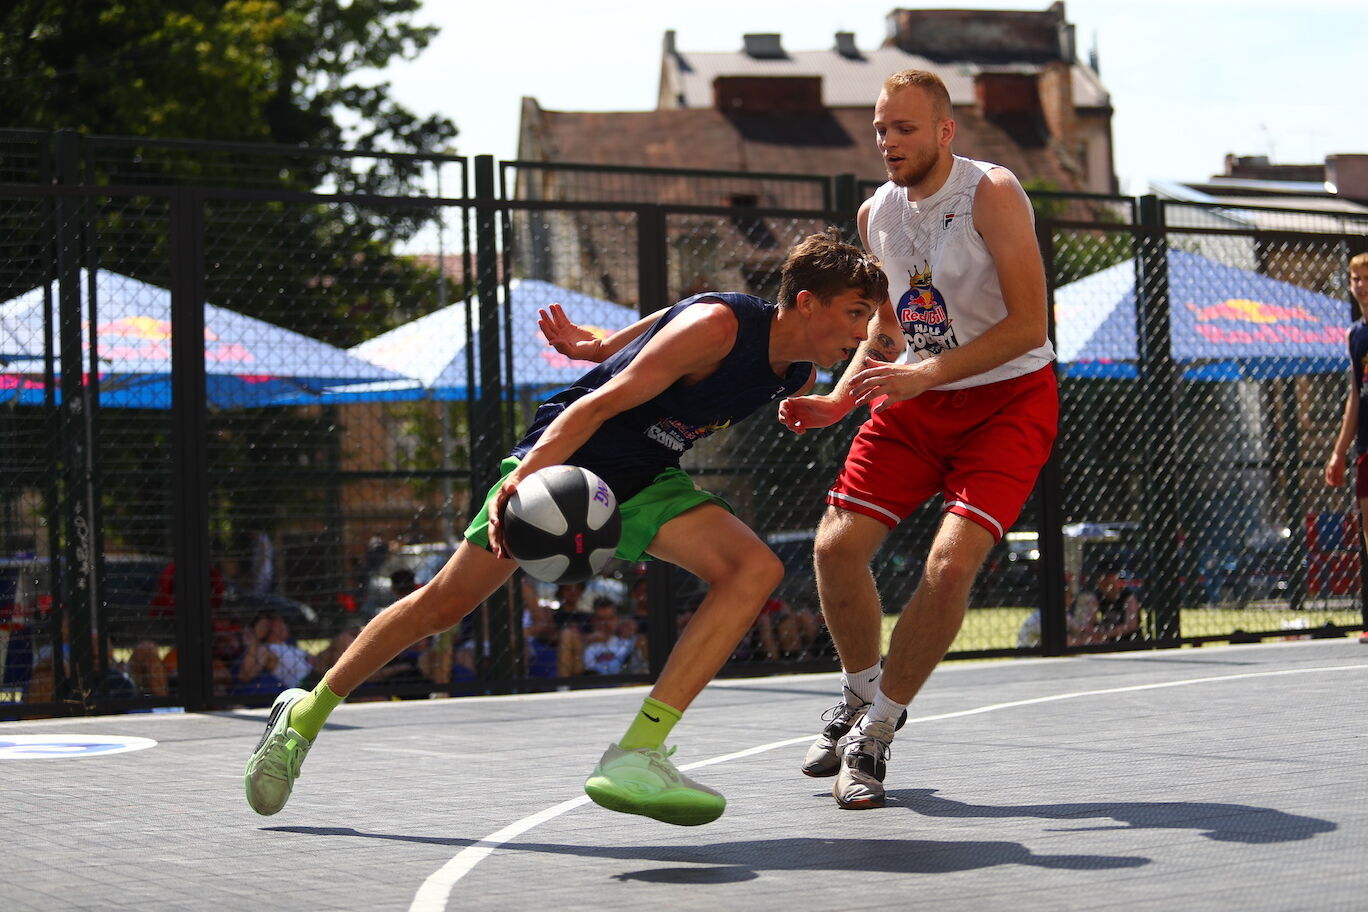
[869,333,899,362]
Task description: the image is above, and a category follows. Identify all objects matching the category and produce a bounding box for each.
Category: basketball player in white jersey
[779,69,1059,809]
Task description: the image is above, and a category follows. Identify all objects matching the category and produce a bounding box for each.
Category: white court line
[410,661,1368,911]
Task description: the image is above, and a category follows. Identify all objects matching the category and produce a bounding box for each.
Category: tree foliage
[0,1,468,572]
[0,0,456,157]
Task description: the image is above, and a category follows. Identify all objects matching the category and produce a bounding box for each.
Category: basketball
[501,465,622,583]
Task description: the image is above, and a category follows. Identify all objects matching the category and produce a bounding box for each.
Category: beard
[888,146,939,188]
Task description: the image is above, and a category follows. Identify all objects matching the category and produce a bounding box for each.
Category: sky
[375,0,1366,197]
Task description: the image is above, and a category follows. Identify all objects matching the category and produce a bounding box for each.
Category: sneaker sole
[584,778,725,827]
[834,791,886,810]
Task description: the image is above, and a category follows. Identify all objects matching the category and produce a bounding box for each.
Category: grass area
[882,607,1034,654]
[1180,606,1362,640]
[880,605,1365,654]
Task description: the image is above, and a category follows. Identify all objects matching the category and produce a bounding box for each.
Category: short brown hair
[777,228,888,309]
[1350,252,1368,272]
[882,69,952,120]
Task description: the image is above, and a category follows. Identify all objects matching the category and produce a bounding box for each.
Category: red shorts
[826,365,1058,540]
[1356,453,1368,498]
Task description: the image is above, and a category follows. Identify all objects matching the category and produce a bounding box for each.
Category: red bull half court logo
[1188,298,1342,345]
[897,263,958,356]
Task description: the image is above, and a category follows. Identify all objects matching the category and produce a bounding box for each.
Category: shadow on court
[266,826,1150,878]
[881,789,1337,843]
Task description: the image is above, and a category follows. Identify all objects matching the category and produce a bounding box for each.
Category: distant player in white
[780,69,1059,809]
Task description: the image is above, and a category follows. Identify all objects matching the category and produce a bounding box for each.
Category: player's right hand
[778,394,848,434]
[487,475,523,559]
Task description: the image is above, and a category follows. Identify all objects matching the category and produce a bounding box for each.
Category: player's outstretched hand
[850,356,930,412]
[538,303,604,362]
[778,393,851,434]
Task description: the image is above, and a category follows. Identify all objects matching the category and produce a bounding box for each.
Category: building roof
[660,43,1109,112]
[519,101,1082,194]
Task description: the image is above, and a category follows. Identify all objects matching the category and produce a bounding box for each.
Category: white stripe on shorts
[945,499,1005,539]
[827,490,901,525]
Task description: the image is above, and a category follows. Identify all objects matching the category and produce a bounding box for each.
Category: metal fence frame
[2,131,1366,718]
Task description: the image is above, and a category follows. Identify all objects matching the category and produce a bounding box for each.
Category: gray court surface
[2,639,1365,911]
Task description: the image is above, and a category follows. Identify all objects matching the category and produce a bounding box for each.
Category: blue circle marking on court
[0,734,158,759]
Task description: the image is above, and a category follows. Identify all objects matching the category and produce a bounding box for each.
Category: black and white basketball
[502,465,621,583]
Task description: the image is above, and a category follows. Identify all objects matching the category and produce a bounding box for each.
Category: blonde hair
[1350,252,1368,272]
[882,69,952,120]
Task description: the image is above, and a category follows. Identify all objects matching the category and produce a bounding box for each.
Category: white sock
[841,661,882,706]
[862,689,907,729]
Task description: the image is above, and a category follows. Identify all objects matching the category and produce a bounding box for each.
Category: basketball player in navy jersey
[779,69,1059,809]
[1323,251,1368,643]
[244,230,887,826]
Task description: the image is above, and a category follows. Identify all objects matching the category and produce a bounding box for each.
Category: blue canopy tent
[1054,249,1351,380]
[0,270,408,408]
[276,278,642,404]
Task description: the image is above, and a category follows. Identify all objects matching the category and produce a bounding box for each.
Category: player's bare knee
[921,548,981,595]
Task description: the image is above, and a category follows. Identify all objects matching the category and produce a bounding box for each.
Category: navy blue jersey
[511,293,814,499]
[1351,321,1368,453]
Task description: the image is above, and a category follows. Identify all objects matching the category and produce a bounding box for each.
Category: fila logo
[943,212,956,230]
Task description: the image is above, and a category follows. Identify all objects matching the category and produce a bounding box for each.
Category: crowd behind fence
[1,130,1367,719]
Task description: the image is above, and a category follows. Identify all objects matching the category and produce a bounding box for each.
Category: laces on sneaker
[820,700,866,738]
[262,735,305,782]
[847,731,892,762]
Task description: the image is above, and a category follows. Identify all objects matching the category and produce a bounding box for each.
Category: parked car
[977,530,1042,606]
[361,542,458,617]
[218,587,324,640]
[764,528,924,615]
[0,553,170,646]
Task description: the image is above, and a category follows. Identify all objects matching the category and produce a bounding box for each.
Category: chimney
[1038,61,1076,146]
[1327,154,1368,201]
[742,33,786,59]
[713,76,824,115]
[975,72,1048,147]
[834,32,862,59]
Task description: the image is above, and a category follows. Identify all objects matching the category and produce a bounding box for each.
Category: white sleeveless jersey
[866,155,1055,389]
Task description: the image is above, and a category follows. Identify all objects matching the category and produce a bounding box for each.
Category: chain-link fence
[3,131,1366,718]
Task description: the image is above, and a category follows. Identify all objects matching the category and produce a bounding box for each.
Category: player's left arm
[848,168,1049,411]
[540,303,670,363]
[489,304,735,554]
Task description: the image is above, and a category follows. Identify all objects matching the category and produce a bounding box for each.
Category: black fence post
[833,173,859,242]
[1037,219,1067,656]
[636,203,677,677]
[169,189,211,711]
[1136,196,1181,646]
[54,129,99,706]
[472,154,513,687]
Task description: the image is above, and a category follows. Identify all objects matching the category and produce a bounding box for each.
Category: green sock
[618,696,682,750]
[286,679,345,742]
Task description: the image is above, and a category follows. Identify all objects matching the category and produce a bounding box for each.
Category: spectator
[1073,561,1142,644]
[1322,250,1368,643]
[235,610,310,694]
[523,601,561,679]
[580,598,640,676]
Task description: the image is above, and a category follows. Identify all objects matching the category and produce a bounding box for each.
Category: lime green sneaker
[584,743,726,826]
[244,688,311,816]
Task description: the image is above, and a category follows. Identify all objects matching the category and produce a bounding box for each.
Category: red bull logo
[1190,298,1315,324]
[1188,298,1341,345]
[92,316,254,363]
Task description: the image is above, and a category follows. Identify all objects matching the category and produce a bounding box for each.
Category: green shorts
[464,457,732,561]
